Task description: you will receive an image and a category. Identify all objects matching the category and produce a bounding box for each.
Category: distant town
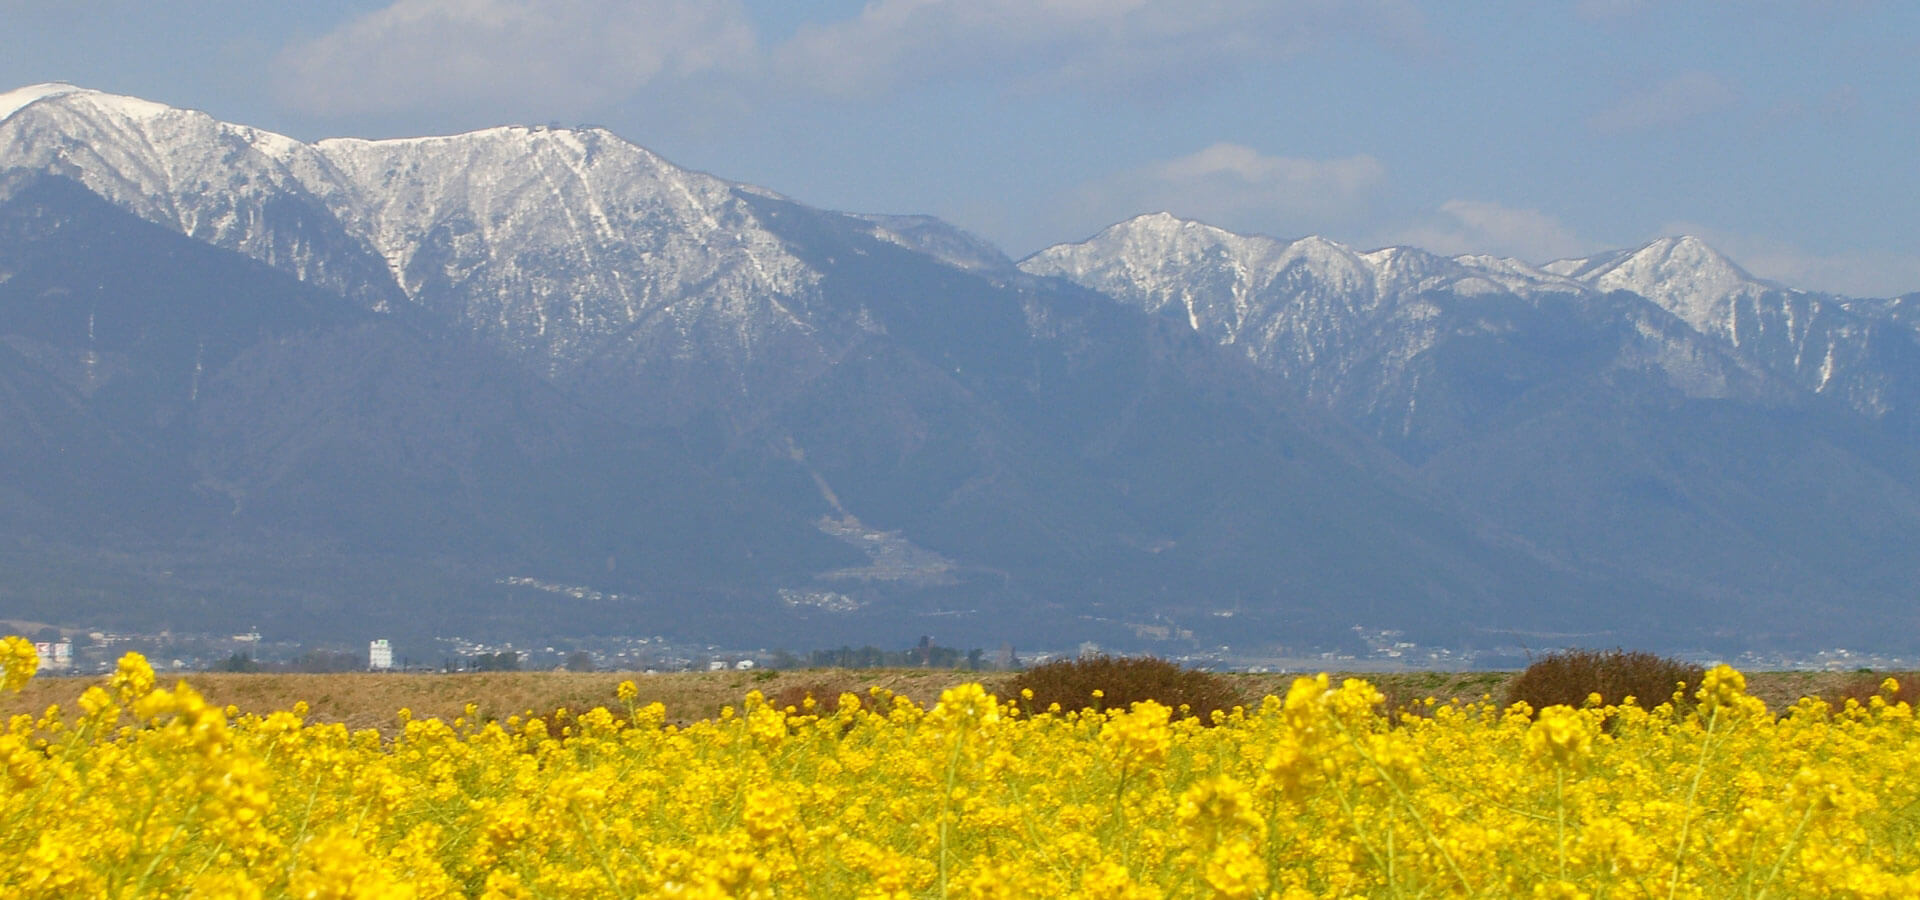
[12,623,1919,678]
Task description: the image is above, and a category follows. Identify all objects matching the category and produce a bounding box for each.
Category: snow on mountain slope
[1549,236,1775,338]
[309,126,824,375]
[1029,215,1920,435]
[0,85,868,392]
[854,214,1015,276]
[0,84,400,310]
[11,84,1916,433]
[1021,213,1782,455]
[1026,216,1718,379]
[1023,214,1383,356]
[0,83,87,120]
[1547,238,1920,421]
[1022,213,1593,351]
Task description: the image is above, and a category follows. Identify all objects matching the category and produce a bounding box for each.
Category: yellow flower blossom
[0,644,1914,899]
[0,636,37,693]
[1527,705,1595,769]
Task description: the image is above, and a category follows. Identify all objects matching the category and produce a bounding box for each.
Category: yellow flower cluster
[0,635,36,693]
[5,642,1920,898]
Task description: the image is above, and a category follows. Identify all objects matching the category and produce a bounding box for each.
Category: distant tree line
[470,651,521,672]
[212,650,363,674]
[775,638,993,670]
[432,652,524,672]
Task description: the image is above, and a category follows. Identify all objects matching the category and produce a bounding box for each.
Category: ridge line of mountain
[7,81,1893,304]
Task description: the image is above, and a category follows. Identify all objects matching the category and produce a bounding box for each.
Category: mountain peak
[311,123,689,194]
[1288,234,1357,259]
[1107,211,1210,238]
[321,122,599,147]
[1131,210,1188,227]
[1576,234,1775,333]
[0,82,87,121]
[1636,234,1740,269]
[0,82,181,125]
[1102,211,1282,245]
[1096,216,1371,265]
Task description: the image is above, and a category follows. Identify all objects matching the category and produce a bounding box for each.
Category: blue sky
[4,1,1916,295]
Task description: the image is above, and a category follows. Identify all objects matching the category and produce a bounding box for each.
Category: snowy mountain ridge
[0,82,402,311]
[0,84,848,387]
[1023,211,1802,335]
[309,125,828,377]
[3,83,1888,393]
[6,83,1911,433]
[1022,214,1769,434]
[0,84,1075,407]
[1022,212,1917,429]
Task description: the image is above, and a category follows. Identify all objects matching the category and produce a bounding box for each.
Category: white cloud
[1587,71,1737,134]
[770,0,1429,99]
[1070,144,1387,238]
[1660,222,1920,298]
[274,0,755,120]
[1386,200,1600,263]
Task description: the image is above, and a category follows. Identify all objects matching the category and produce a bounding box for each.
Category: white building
[32,641,72,671]
[369,639,394,671]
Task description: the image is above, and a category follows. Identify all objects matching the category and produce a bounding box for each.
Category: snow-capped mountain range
[1024,214,1918,432]
[4,82,1892,425]
[4,82,1919,654]
[0,83,836,386]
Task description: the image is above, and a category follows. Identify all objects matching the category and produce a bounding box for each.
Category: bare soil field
[3,666,1885,733]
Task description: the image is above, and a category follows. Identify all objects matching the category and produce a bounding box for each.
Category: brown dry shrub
[1828,671,1920,709]
[1505,649,1704,715]
[1006,655,1242,723]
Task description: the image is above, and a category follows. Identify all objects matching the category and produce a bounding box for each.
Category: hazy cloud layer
[274,0,755,120]
[1071,144,1387,239]
[1386,200,1600,263]
[771,0,1430,98]
[1588,71,1737,134]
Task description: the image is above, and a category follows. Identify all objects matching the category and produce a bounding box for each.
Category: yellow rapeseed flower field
[4,639,1919,898]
